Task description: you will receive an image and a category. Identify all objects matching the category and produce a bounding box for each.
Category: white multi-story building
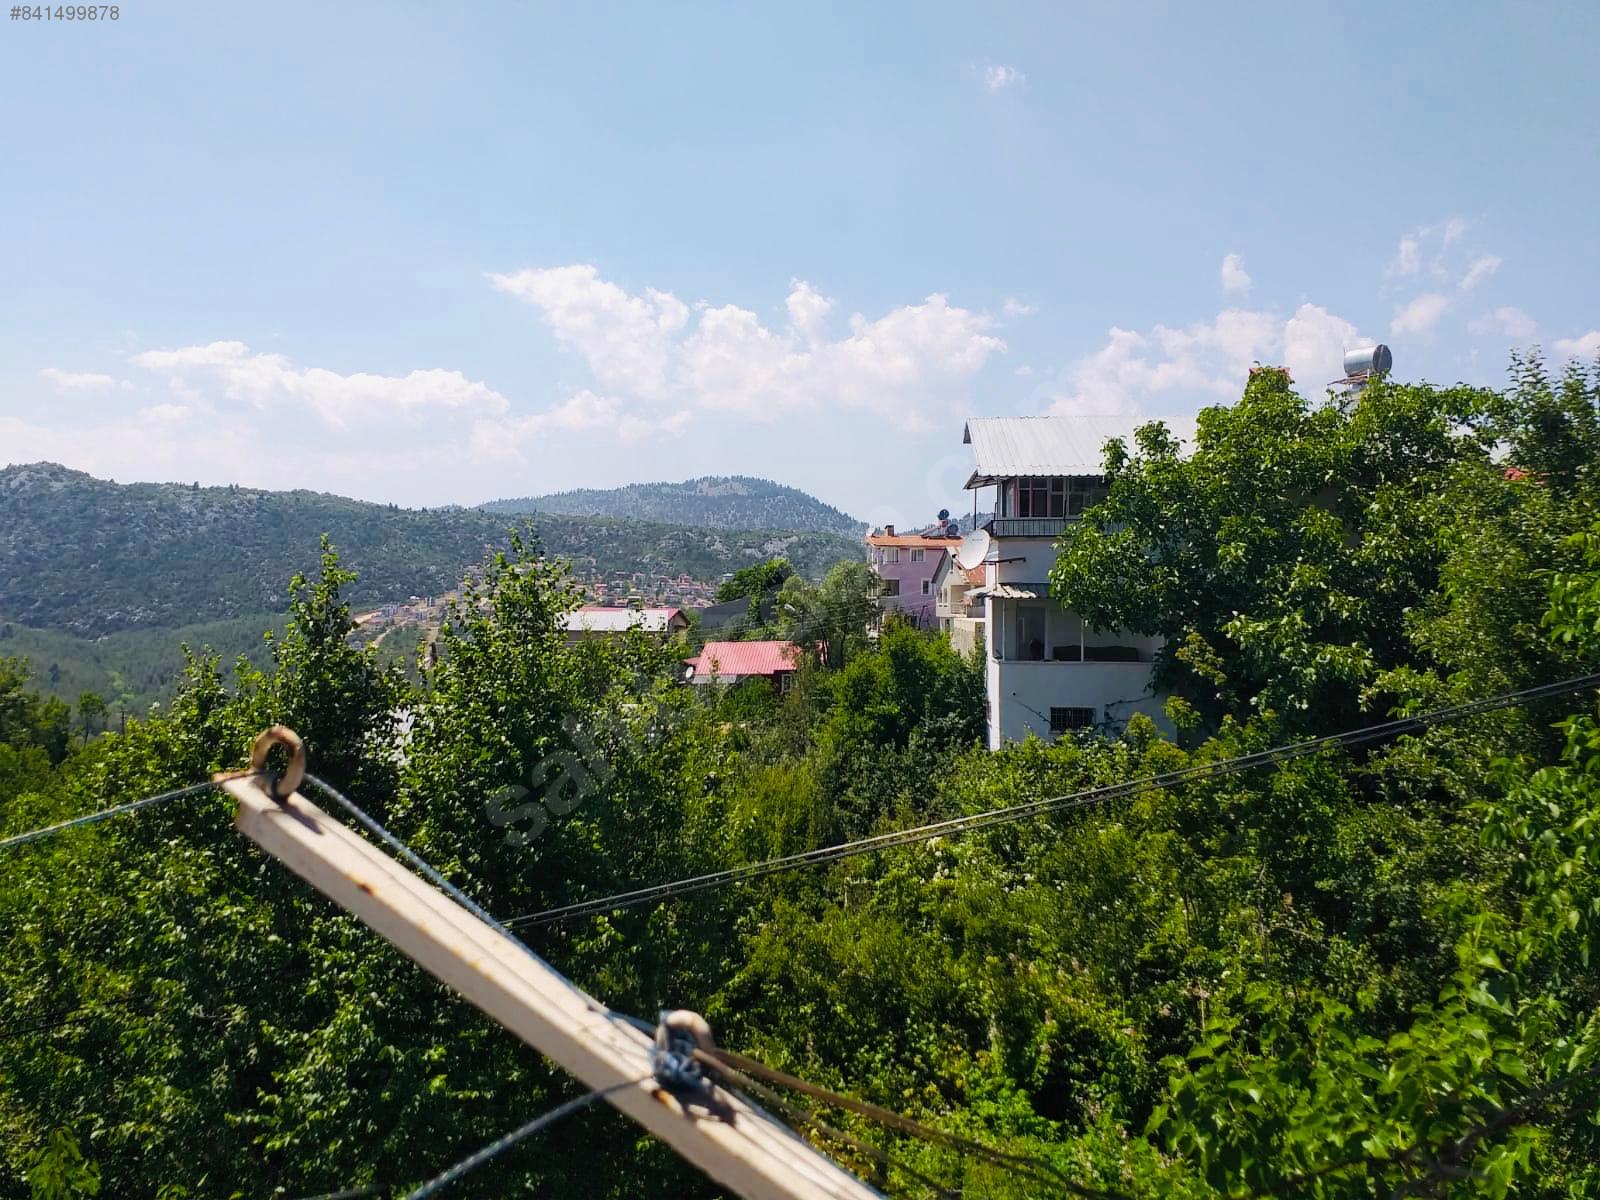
[962,416,1169,750]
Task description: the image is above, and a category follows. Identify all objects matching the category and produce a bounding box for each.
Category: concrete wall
[949,616,985,657]
[984,657,1168,749]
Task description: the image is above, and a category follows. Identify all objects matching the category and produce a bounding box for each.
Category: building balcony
[989,516,1070,539]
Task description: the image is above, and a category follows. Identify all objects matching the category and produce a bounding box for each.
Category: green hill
[0,612,287,713]
[481,475,866,535]
[0,463,862,637]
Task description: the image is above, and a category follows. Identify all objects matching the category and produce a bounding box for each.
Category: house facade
[963,416,1169,750]
[931,553,986,655]
[865,526,953,628]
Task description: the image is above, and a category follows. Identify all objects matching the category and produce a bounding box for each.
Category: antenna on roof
[954,528,991,570]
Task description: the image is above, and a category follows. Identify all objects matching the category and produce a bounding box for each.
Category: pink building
[865,526,953,629]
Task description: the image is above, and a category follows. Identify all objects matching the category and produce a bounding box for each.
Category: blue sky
[2,2,1596,527]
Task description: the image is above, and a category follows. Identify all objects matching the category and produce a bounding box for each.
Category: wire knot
[652,1009,716,1096]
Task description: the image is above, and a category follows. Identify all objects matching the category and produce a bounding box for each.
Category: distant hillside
[482,476,865,535]
[0,463,863,636]
[0,613,287,712]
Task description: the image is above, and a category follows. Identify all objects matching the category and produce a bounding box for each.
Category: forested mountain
[0,464,861,636]
[481,475,866,535]
[0,614,287,716]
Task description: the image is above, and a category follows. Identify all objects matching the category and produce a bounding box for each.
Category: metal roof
[684,640,802,679]
[962,416,1154,487]
[560,606,683,634]
[969,582,1050,599]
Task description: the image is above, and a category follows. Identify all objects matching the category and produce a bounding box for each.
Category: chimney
[885,524,895,536]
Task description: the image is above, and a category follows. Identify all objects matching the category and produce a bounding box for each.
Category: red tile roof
[684,640,802,678]
[865,534,957,548]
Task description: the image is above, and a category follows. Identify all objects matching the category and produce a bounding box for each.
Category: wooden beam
[220,773,882,1200]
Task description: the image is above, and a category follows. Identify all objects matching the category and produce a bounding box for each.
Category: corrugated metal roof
[684,640,802,679]
[561,606,683,634]
[969,582,1050,599]
[962,416,1154,486]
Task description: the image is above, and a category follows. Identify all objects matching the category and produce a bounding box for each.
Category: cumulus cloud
[495,267,1005,430]
[983,64,1025,91]
[129,340,510,430]
[39,368,127,392]
[1469,307,1537,340]
[1391,292,1451,337]
[487,266,688,399]
[1002,297,1037,318]
[1044,302,1359,417]
[1388,217,1476,281]
[1458,254,1501,291]
[470,391,692,460]
[1555,330,1600,360]
[1219,253,1251,294]
[1388,234,1423,278]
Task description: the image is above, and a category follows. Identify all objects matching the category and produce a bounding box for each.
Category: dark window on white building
[1049,706,1095,733]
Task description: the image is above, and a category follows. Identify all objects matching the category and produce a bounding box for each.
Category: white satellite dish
[954,528,991,571]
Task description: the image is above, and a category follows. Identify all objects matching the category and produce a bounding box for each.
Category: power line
[505,672,1600,928]
[705,1047,1123,1200]
[0,774,258,852]
[401,1080,642,1199]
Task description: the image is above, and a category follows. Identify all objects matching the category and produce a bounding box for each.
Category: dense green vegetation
[4,357,1600,1198]
[0,464,861,635]
[482,475,866,536]
[0,614,287,714]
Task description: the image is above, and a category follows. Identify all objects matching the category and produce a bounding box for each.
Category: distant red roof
[866,534,956,548]
[684,640,802,679]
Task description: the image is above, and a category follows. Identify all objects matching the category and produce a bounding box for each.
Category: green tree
[777,560,879,669]
[1046,366,1584,738]
[715,557,794,603]
[74,692,107,742]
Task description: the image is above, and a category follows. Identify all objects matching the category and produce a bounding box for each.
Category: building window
[1049,706,1095,734]
[921,580,931,595]
[1011,478,1109,519]
[881,578,901,597]
[883,547,900,564]
[910,548,924,562]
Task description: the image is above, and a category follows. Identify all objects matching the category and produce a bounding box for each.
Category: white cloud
[1044,302,1358,417]
[1469,307,1537,340]
[495,267,1005,430]
[1389,235,1423,278]
[1219,253,1251,294]
[1388,217,1476,281]
[983,64,1025,91]
[488,265,688,399]
[39,368,127,392]
[1002,297,1037,318]
[1458,254,1501,291]
[470,390,692,460]
[128,340,510,430]
[1555,330,1600,360]
[786,279,834,343]
[1391,292,1451,337]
